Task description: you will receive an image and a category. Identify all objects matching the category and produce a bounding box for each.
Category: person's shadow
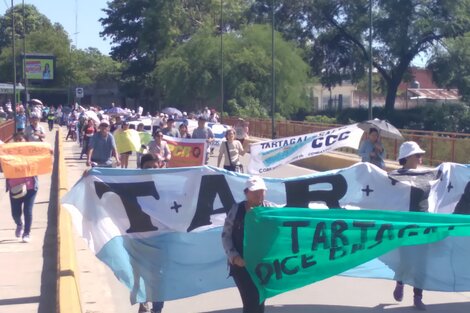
[202,302,470,313]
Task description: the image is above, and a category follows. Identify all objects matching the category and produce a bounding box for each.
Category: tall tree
[0,4,53,53]
[251,0,470,111]
[155,24,310,118]
[0,5,71,87]
[428,35,470,102]
[100,0,251,107]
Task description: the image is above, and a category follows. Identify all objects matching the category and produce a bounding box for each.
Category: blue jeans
[10,189,37,235]
[152,301,164,311]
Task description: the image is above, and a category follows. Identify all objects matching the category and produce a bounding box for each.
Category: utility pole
[271,0,276,139]
[220,0,224,123]
[12,0,17,121]
[368,0,373,120]
[22,0,28,104]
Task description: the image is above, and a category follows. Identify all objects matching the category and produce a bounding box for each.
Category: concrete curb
[56,128,82,313]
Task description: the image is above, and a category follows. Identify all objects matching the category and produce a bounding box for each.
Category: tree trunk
[384,77,401,113]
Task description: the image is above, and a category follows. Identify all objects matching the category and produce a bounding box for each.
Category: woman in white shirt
[217,129,245,172]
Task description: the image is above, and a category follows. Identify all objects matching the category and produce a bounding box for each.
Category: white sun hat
[398,141,426,160]
[245,176,267,191]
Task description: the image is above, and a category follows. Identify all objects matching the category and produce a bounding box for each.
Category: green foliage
[155,24,311,118]
[251,0,470,112]
[0,4,53,52]
[0,17,71,87]
[428,35,470,101]
[100,0,252,103]
[305,115,337,124]
[69,48,122,86]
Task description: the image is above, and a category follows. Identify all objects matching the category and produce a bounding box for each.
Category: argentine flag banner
[62,163,470,304]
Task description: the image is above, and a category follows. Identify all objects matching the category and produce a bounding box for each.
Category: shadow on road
[37,132,59,313]
[203,302,470,313]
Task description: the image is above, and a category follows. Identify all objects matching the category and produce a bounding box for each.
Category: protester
[24,113,45,142]
[47,107,55,131]
[136,153,166,313]
[80,119,96,160]
[136,123,146,168]
[358,127,385,169]
[115,121,133,168]
[234,118,249,145]
[162,117,180,137]
[5,133,38,243]
[86,119,121,168]
[222,176,276,313]
[15,106,27,132]
[192,116,214,164]
[217,129,245,172]
[178,123,191,139]
[391,141,427,310]
[147,130,171,168]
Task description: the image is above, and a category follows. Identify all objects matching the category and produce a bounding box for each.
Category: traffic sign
[76,87,84,98]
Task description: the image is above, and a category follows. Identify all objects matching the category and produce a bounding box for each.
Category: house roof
[407,88,460,100]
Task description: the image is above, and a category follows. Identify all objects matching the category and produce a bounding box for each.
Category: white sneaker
[22,234,31,243]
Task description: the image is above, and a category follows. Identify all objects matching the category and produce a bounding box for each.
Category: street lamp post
[22,0,28,104]
[220,0,224,123]
[11,0,17,128]
[368,0,373,120]
[271,0,276,139]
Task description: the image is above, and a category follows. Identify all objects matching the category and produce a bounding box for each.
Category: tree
[250,0,470,112]
[428,35,470,102]
[100,0,252,107]
[154,24,311,118]
[0,7,71,87]
[0,4,53,53]
[69,47,122,86]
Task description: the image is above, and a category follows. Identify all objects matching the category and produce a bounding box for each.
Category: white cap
[245,176,267,191]
[398,141,425,160]
[99,119,110,127]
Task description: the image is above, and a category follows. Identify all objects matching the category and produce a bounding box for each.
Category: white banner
[61,163,470,303]
[248,124,364,174]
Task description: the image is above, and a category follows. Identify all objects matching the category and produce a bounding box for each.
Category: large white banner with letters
[62,163,470,303]
[248,124,364,174]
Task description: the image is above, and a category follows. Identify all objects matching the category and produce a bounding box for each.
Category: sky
[1,1,427,66]
[1,0,112,55]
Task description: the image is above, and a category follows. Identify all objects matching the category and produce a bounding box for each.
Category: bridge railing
[223,117,470,166]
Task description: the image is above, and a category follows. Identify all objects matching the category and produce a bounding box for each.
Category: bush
[305,115,337,124]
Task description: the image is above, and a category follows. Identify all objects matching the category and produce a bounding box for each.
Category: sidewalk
[0,123,58,313]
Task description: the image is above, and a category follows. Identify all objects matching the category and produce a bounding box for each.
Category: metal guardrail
[0,120,15,142]
[223,117,470,166]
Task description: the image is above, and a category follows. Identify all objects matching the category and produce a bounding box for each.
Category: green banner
[244,207,470,302]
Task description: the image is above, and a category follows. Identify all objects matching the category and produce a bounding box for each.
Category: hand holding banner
[0,142,53,178]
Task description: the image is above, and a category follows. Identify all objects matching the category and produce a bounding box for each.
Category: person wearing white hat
[397,141,426,169]
[391,140,427,310]
[222,176,276,313]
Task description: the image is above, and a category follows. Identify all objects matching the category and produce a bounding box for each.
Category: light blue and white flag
[248,123,364,174]
[62,163,470,303]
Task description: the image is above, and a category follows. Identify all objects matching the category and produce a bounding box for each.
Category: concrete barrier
[56,129,82,313]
